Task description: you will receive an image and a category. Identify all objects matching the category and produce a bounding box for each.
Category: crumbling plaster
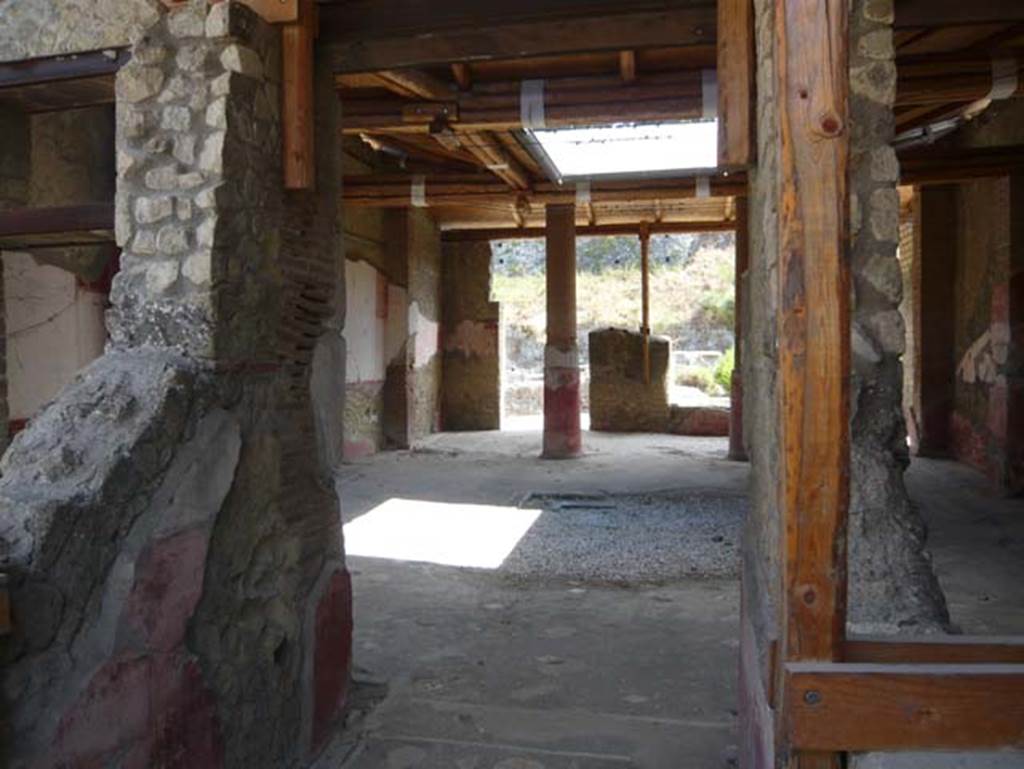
[1,5,351,768]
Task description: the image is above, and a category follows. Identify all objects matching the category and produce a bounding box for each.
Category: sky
[531,120,718,178]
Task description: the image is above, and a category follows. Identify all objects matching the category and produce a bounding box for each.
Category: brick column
[543,203,581,458]
[914,184,958,456]
[729,197,749,461]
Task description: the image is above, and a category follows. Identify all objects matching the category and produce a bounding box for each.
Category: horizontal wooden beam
[0,49,129,88]
[895,0,1024,28]
[899,144,1024,184]
[323,6,715,73]
[443,219,735,240]
[845,636,1024,665]
[786,661,1024,752]
[342,172,746,207]
[0,204,114,237]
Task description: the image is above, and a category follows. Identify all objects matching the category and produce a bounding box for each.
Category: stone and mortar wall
[0,0,162,63]
[1,5,351,768]
[740,0,949,765]
[441,239,502,431]
[948,176,1022,494]
[0,112,28,454]
[2,106,116,435]
[846,0,948,634]
[589,327,670,432]
[406,209,442,443]
[936,102,1024,495]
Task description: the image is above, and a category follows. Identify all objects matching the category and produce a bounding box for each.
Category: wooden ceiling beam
[451,63,472,91]
[619,50,637,83]
[459,131,532,190]
[895,1,1024,29]
[376,69,455,101]
[322,6,716,73]
[443,219,734,240]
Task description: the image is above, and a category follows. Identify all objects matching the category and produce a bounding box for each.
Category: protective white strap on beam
[695,176,711,199]
[411,174,427,208]
[988,57,1019,101]
[575,181,592,206]
[521,79,547,130]
[701,69,718,120]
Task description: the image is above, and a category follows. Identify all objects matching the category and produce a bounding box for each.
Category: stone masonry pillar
[729,197,749,461]
[543,203,581,458]
[913,184,958,456]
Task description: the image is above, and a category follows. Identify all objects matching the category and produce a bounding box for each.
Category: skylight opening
[529,120,718,180]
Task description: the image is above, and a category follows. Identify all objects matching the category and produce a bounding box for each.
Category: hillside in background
[492,233,736,414]
[492,233,735,366]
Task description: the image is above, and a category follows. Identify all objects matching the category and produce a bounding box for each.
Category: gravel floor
[500,490,746,584]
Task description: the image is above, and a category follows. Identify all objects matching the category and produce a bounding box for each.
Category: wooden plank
[774,1,849,766]
[321,0,713,42]
[716,0,754,167]
[451,62,472,90]
[443,219,734,240]
[0,204,114,237]
[899,144,1024,184]
[785,662,1024,751]
[619,50,637,83]
[377,69,455,101]
[282,0,316,189]
[844,635,1024,664]
[325,8,716,73]
[239,0,298,23]
[896,0,1024,29]
[0,49,129,88]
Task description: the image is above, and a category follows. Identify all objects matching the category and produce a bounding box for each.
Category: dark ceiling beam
[895,0,1024,29]
[443,220,735,240]
[0,49,129,88]
[321,6,715,73]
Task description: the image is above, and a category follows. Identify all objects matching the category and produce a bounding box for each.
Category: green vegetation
[492,234,737,391]
[714,346,735,390]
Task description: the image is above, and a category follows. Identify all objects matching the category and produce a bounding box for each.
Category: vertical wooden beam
[729,197,749,461]
[717,0,755,166]
[775,0,850,767]
[619,50,637,83]
[282,0,316,189]
[451,62,472,91]
[639,223,651,385]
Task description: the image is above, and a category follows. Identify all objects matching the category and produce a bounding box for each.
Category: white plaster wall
[4,252,106,421]
[344,259,386,384]
[408,300,440,369]
[343,258,410,384]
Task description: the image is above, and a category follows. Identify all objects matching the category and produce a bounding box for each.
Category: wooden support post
[451,62,472,91]
[543,204,582,459]
[717,0,754,166]
[639,223,651,385]
[282,0,316,189]
[774,2,849,768]
[729,197,749,461]
[619,50,637,83]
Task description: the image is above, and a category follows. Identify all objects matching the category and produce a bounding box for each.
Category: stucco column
[543,203,581,458]
[729,197,749,461]
[913,185,958,456]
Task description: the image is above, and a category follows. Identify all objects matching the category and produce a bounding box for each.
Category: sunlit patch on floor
[343,498,543,568]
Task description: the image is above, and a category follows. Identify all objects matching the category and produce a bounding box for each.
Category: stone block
[116,64,164,103]
[589,327,670,433]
